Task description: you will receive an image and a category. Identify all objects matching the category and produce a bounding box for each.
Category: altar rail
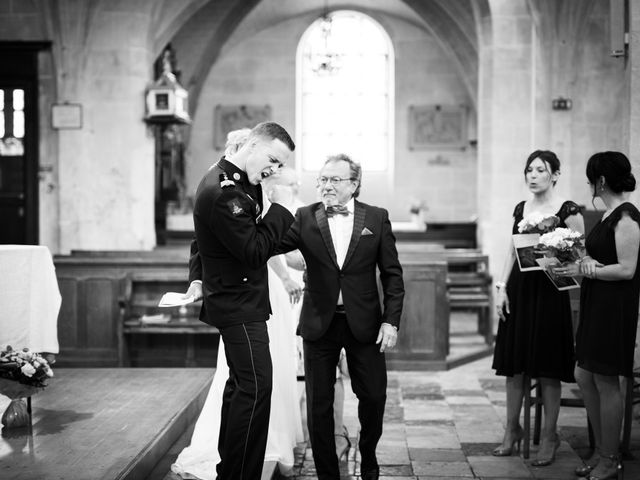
[54,247,452,369]
[54,248,223,367]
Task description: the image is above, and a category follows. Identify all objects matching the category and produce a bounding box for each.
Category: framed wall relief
[214,104,271,149]
[408,105,467,150]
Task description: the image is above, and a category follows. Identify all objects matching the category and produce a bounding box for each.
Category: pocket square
[361,227,374,236]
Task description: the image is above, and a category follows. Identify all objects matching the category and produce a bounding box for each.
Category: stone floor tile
[377,445,411,464]
[377,464,414,475]
[289,351,640,479]
[411,460,474,477]
[408,448,467,462]
[378,477,417,480]
[467,455,533,478]
[405,425,460,449]
[402,399,452,422]
[443,389,485,396]
[460,442,503,456]
[447,395,492,406]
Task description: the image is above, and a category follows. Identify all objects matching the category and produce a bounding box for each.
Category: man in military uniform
[187,122,296,480]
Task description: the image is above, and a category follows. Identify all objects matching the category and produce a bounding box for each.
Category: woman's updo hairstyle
[586,151,636,194]
[524,150,561,185]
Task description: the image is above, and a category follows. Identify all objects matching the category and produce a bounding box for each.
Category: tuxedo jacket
[278,200,404,343]
[189,158,294,328]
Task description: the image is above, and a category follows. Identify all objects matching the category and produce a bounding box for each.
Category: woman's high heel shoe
[586,453,622,480]
[492,428,524,457]
[531,434,561,467]
[575,449,600,477]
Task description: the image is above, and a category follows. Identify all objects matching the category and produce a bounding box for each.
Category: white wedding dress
[171,262,303,479]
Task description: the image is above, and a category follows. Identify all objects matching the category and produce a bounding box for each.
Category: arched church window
[297,10,394,172]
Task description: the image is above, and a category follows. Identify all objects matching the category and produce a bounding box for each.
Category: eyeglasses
[317,176,353,186]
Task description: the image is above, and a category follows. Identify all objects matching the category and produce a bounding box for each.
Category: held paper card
[158,292,196,308]
[535,257,581,291]
[513,233,543,272]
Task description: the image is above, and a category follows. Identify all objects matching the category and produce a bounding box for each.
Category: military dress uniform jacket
[189,158,294,328]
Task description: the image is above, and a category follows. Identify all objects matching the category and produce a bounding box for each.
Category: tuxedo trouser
[216,321,272,480]
[304,312,387,479]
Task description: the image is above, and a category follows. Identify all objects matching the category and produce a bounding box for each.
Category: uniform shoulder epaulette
[219,172,235,189]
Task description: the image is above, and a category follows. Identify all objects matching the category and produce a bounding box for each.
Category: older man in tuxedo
[278,153,404,480]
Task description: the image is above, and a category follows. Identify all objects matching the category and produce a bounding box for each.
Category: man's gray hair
[324,153,362,198]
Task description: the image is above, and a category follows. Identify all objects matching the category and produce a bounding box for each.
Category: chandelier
[310,11,341,76]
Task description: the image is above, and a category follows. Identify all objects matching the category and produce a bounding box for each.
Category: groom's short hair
[249,122,295,151]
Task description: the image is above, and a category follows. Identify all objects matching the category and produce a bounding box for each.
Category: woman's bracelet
[495,281,506,291]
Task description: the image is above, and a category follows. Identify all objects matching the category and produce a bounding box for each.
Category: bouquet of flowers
[0,345,54,388]
[538,228,585,264]
[535,228,585,290]
[517,212,559,234]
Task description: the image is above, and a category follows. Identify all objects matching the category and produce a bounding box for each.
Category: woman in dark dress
[492,150,584,466]
[559,151,640,480]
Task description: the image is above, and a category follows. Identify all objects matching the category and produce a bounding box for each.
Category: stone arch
[402,0,479,108]
[166,0,482,121]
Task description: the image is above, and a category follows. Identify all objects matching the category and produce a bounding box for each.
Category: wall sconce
[145,50,190,124]
[551,97,572,111]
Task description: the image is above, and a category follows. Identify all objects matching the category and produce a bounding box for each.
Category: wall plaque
[408,105,467,150]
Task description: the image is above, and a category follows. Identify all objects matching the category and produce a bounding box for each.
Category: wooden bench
[398,245,493,343]
[395,222,477,248]
[446,254,493,343]
[117,271,219,367]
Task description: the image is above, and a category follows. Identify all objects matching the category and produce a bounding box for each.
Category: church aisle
[289,355,640,479]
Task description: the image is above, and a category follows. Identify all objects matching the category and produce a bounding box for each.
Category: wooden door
[0,44,47,244]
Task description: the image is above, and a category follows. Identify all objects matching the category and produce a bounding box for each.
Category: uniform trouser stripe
[240,323,258,479]
[217,322,271,480]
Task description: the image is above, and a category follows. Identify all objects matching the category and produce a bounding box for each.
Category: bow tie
[326,205,350,217]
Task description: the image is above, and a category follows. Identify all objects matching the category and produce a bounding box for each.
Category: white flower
[20,363,36,377]
[517,212,559,233]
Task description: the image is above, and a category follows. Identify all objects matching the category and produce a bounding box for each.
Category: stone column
[628,0,640,203]
[53,1,157,252]
[477,1,535,288]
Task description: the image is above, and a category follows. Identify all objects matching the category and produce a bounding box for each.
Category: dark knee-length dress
[575,202,640,377]
[492,200,580,382]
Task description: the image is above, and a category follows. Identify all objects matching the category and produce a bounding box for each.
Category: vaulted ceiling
[151,0,487,117]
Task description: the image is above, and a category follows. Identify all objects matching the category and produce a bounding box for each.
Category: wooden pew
[118,270,219,367]
[54,249,219,367]
[397,244,493,344]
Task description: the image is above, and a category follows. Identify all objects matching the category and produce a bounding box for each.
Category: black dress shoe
[360,467,380,480]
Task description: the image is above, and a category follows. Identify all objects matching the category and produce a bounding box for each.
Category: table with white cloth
[0,245,61,426]
[0,245,61,353]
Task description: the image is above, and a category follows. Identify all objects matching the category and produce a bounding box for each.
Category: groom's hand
[185,281,203,301]
[376,323,398,352]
